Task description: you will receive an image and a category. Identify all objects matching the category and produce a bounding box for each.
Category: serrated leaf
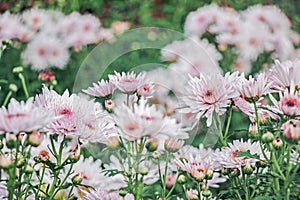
[236,150,260,159]
[102,169,124,177]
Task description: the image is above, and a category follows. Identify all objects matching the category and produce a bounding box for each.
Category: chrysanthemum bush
[0,3,300,200]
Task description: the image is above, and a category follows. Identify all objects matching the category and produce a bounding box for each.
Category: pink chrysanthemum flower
[21,8,51,31]
[214,139,268,169]
[22,35,70,70]
[282,119,300,140]
[108,71,147,94]
[0,98,55,134]
[113,98,164,141]
[268,60,300,92]
[237,73,272,100]
[269,86,300,116]
[83,79,116,98]
[35,87,113,141]
[181,73,237,126]
[175,145,226,187]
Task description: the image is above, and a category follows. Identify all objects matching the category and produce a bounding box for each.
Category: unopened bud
[164,138,184,153]
[107,136,120,148]
[12,66,23,74]
[178,174,187,184]
[256,160,268,168]
[262,131,274,143]
[242,164,253,175]
[9,84,18,93]
[38,150,50,162]
[272,137,283,149]
[69,145,81,163]
[72,172,83,184]
[0,154,13,169]
[105,100,115,112]
[152,151,161,159]
[249,124,259,138]
[229,168,240,178]
[25,165,34,174]
[139,166,149,175]
[146,138,158,152]
[119,190,127,197]
[6,133,17,149]
[205,169,214,180]
[28,131,43,147]
[221,167,229,176]
[202,189,212,197]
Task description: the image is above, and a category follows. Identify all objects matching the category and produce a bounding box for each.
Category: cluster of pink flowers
[0,8,130,70]
[163,4,300,74]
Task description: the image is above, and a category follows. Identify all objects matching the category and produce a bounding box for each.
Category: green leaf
[236,150,260,159]
[102,169,124,177]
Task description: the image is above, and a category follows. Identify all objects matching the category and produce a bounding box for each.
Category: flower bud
[152,151,161,159]
[14,153,25,167]
[202,189,212,197]
[187,189,198,200]
[178,174,187,184]
[38,71,55,82]
[272,137,283,149]
[33,156,41,163]
[119,190,127,197]
[72,172,83,184]
[0,154,13,169]
[248,124,259,138]
[28,131,43,147]
[164,138,184,153]
[256,160,268,168]
[6,133,17,149]
[12,66,23,74]
[105,100,115,112]
[9,83,18,93]
[0,140,3,150]
[69,145,81,163]
[205,169,214,180]
[192,168,206,182]
[25,165,34,174]
[229,168,240,178]
[146,138,158,152]
[262,131,274,143]
[221,167,229,176]
[242,164,253,175]
[106,136,120,149]
[38,150,50,162]
[139,166,149,176]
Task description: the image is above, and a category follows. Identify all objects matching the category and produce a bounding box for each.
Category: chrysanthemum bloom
[176,145,226,187]
[268,60,300,92]
[57,12,101,48]
[237,73,272,100]
[35,87,115,142]
[22,35,70,70]
[83,79,116,98]
[21,8,52,31]
[0,12,24,41]
[0,98,55,134]
[108,71,147,94]
[269,86,300,116]
[282,119,300,140]
[214,139,268,170]
[181,73,237,126]
[184,4,221,36]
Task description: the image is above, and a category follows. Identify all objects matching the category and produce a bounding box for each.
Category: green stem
[224,105,233,141]
[18,73,29,99]
[36,164,46,200]
[233,178,242,200]
[162,153,170,199]
[2,91,12,106]
[197,182,202,200]
[166,174,179,199]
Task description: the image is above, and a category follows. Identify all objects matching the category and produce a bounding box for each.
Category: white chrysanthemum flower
[57,12,101,47]
[108,71,147,94]
[113,98,164,141]
[35,87,113,141]
[215,139,268,169]
[237,73,272,99]
[22,8,52,31]
[181,73,237,126]
[0,12,23,40]
[175,144,226,188]
[184,4,221,36]
[22,35,69,70]
[0,98,55,134]
[268,60,300,92]
[83,79,116,98]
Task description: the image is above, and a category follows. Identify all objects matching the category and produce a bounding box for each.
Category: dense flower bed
[0,3,300,200]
